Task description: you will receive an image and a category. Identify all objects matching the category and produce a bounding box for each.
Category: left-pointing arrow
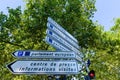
[7,61,17,73]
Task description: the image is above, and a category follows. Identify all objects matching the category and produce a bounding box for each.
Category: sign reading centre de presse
[8,60,78,74]
[7,17,83,75]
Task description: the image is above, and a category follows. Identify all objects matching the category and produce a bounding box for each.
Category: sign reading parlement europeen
[12,50,75,58]
[7,60,79,74]
[12,50,82,61]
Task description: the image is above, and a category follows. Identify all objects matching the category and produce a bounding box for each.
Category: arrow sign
[48,17,78,44]
[45,36,83,60]
[45,36,70,51]
[12,50,82,61]
[45,36,82,61]
[46,17,84,58]
[12,50,75,58]
[7,60,79,74]
[46,29,83,57]
[47,22,80,50]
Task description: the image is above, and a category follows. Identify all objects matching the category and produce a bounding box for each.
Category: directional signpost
[7,17,84,80]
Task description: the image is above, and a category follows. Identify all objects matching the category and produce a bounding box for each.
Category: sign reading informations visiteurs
[7,60,79,74]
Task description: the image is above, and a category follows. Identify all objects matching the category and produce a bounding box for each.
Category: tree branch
[1,40,27,49]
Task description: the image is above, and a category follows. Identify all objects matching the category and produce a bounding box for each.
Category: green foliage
[0,0,120,80]
[89,20,120,80]
[111,18,120,33]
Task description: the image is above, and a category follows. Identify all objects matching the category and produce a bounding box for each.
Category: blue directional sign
[46,29,83,57]
[46,29,78,50]
[47,22,80,50]
[45,36,70,51]
[46,17,84,58]
[48,17,78,44]
[13,50,76,58]
[12,50,82,61]
[7,60,79,74]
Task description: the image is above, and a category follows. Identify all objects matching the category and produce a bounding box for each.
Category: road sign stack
[7,17,84,76]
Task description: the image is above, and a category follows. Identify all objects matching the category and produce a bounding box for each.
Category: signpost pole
[62,75,67,80]
[48,75,53,80]
[55,75,60,80]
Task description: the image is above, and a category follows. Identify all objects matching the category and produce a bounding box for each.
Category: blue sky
[0,0,25,14]
[0,0,120,31]
[93,0,120,30]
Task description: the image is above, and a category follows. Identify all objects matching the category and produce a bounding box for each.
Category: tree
[3,0,119,80]
[89,19,120,80]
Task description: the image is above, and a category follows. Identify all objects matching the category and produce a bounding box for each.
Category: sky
[0,0,25,14]
[93,0,120,30]
[0,0,120,31]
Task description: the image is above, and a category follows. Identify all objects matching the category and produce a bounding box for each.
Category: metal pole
[55,75,60,80]
[62,75,67,80]
[48,75,53,80]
